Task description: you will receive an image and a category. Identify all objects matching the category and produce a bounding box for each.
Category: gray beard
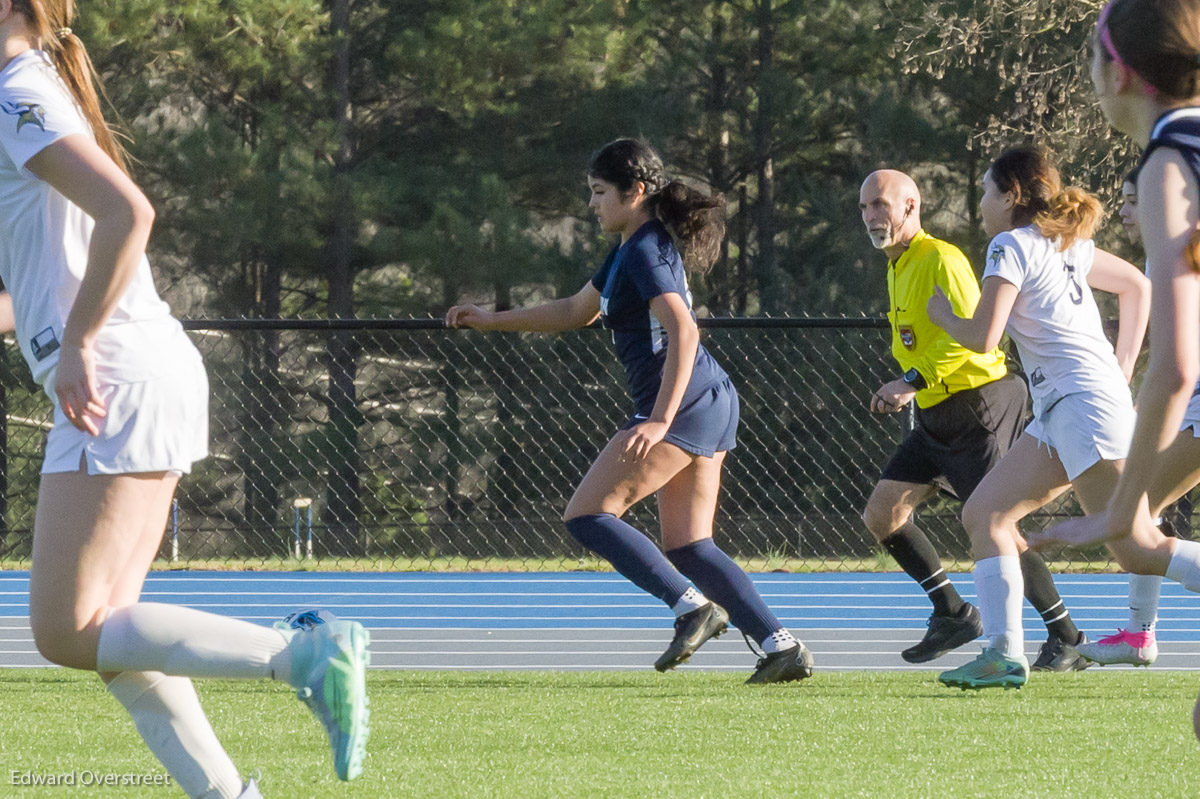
[868,231,893,249]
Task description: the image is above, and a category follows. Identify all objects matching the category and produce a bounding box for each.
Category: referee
[857,170,1088,668]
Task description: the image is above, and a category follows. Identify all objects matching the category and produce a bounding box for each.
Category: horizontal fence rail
[0,318,1187,570]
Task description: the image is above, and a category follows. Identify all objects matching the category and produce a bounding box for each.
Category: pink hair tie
[1097,0,1158,96]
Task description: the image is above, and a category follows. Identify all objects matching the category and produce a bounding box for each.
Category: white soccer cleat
[1076,628,1158,666]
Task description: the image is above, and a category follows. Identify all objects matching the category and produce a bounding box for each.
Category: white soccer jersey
[982,225,1128,417]
[0,50,183,390]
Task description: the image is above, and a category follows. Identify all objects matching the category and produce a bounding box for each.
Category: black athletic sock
[882,523,964,616]
[1018,549,1080,643]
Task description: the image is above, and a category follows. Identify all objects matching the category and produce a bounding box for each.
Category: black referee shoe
[654,603,729,672]
[1032,632,1092,672]
[901,603,983,664]
[746,642,814,684]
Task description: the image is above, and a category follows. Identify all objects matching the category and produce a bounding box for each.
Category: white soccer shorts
[1024,389,1135,481]
[41,344,209,475]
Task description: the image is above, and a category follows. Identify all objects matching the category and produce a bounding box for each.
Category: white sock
[1128,574,1163,633]
[106,671,246,799]
[760,629,798,654]
[97,603,291,681]
[1166,539,1200,594]
[974,555,1024,658]
[671,587,708,617]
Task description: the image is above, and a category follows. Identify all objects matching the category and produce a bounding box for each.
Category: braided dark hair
[588,138,726,274]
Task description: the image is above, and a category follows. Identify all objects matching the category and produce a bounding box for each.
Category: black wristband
[903,367,927,391]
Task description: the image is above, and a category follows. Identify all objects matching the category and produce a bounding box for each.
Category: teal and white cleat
[938,647,1029,690]
[284,620,371,780]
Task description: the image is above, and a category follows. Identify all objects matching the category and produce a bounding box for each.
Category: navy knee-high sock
[666,538,782,644]
[565,514,692,608]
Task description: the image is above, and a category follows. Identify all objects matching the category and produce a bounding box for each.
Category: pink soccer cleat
[1076,628,1158,667]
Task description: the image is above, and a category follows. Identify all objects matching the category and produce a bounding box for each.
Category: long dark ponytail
[588,138,725,274]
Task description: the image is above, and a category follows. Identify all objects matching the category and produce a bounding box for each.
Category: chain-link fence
[0,318,1188,570]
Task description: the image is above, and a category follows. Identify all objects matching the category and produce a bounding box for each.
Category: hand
[1028,511,1126,550]
[926,286,954,327]
[445,304,497,330]
[870,378,916,414]
[54,343,106,436]
[621,420,670,461]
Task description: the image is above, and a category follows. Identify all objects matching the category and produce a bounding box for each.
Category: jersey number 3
[1063,263,1083,305]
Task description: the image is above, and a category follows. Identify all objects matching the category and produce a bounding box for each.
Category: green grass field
[2,669,1198,798]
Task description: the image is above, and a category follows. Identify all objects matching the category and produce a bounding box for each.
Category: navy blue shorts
[622,378,739,458]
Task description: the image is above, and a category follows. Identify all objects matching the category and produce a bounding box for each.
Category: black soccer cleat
[745,642,814,684]
[901,602,984,664]
[654,603,730,672]
[1031,631,1092,672]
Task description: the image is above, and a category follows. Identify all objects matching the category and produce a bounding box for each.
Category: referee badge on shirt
[898,325,915,350]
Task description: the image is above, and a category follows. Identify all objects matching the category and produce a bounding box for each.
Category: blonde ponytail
[991,146,1102,252]
[1188,228,1200,274]
[1034,187,1103,252]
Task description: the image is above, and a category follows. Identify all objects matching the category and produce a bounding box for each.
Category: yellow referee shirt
[887,229,1008,409]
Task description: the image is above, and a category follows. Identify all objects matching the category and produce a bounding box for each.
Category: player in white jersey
[927,145,1151,689]
[0,3,367,796]
[1070,167,1200,667]
[1025,0,1200,738]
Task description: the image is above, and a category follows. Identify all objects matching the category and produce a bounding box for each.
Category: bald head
[859,170,923,259]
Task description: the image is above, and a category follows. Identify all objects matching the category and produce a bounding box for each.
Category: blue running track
[1,571,1197,671]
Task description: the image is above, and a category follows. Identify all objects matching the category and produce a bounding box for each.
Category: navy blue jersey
[1141,108,1200,186]
[590,220,728,414]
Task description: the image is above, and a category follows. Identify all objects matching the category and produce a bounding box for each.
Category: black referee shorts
[879,373,1029,501]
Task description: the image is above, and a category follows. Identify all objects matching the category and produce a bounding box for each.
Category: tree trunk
[706,1,731,314]
[753,0,781,314]
[324,0,364,557]
[488,283,518,521]
[435,279,465,557]
[965,140,982,261]
[237,137,285,557]
[735,184,750,315]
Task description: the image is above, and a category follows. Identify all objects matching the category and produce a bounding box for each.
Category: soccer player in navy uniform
[447,138,812,683]
[859,169,1089,670]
